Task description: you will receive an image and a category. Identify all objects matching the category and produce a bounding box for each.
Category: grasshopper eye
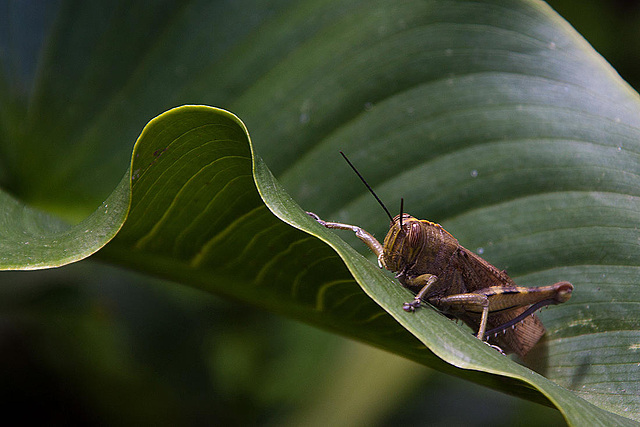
[408,222,423,247]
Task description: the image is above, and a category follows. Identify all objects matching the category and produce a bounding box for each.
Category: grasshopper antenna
[399,198,404,229]
[339,151,393,222]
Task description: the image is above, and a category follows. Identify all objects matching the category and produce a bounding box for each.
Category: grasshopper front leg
[307,212,385,267]
[402,273,439,312]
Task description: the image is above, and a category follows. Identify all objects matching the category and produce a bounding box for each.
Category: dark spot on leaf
[153,147,167,157]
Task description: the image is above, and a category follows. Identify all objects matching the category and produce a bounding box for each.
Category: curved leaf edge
[0,170,130,270]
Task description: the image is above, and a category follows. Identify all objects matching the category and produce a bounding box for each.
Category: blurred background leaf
[1,0,640,425]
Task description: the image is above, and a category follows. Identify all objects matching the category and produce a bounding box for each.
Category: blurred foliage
[1,1,639,425]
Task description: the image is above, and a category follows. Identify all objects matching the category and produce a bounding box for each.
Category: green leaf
[2,0,640,425]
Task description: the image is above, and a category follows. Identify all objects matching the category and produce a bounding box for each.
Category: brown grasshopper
[308,153,573,357]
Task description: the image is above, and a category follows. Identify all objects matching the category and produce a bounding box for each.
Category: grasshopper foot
[484,341,506,355]
[403,299,421,312]
[306,211,326,226]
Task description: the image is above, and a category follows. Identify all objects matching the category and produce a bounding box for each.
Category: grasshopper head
[381,214,427,272]
[381,214,459,274]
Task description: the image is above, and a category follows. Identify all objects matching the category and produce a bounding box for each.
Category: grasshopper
[307,153,573,357]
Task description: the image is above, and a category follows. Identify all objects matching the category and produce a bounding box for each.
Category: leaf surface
[1,0,640,424]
